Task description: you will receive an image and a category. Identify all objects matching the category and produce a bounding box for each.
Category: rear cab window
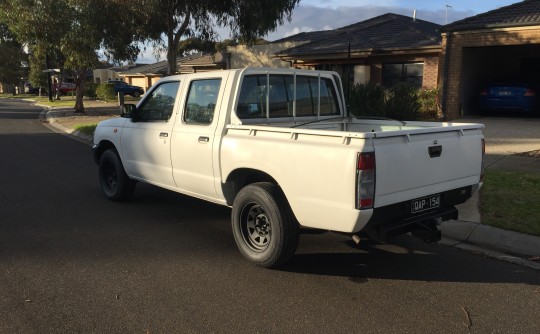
[236,72,341,122]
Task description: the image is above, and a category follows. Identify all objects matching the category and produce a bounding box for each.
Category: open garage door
[461,44,540,116]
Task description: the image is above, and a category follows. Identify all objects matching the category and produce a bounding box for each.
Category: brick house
[274,13,442,90]
[118,53,229,92]
[440,0,540,119]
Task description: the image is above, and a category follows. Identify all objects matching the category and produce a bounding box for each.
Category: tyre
[98,149,136,201]
[132,91,141,98]
[231,182,299,268]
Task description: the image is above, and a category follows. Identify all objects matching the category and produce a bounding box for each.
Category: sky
[136,0,520,63]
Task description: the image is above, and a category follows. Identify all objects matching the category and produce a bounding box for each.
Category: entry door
[171,72,229,200]
[121,80,181,188]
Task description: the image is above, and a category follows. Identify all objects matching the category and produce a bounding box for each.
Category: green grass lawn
[0,93,40,99]
[1,94,77,107]
[480,169,540,237]
[33,97,77,107]
[73,124,97,135]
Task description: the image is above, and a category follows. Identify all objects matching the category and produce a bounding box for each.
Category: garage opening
[460,44,540,116]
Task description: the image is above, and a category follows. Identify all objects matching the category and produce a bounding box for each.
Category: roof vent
[413,9,417,22]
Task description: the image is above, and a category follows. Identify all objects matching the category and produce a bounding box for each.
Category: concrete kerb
[39,102,120,145]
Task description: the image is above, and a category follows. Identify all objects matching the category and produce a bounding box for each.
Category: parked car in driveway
[107,80,144,98]
[54,82,76,96]
[479,79,539,114]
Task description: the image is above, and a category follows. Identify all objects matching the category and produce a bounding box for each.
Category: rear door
[372,126,484,208]
[171,71,230,200]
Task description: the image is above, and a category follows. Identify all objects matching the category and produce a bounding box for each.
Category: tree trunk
[167,32,176,75]
[166,12,190,76]
[74,68,86,114]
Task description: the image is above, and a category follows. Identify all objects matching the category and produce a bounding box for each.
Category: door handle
[198,136,209,143]
[429,145,442,158]
[159,132,169,138]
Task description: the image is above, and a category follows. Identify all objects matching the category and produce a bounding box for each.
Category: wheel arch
[93,140,118,165]
[223,168,281,206]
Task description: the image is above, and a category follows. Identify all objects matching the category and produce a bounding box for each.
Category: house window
[382,62,423,88]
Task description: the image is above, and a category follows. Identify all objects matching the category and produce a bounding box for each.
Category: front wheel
[98,149,136,201]
[231,182,299,268]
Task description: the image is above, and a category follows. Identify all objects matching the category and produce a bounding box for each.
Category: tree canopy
[0,0,301,108]
[139,0,300,74]
[0,0,143,111]
[0,24,26,89]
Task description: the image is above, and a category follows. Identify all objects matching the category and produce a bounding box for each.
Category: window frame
[382,62,424,89]
[235,72,342,123]
[183,78,223,126]
[133,80,180,123]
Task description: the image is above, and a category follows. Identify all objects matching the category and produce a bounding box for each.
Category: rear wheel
[98,149,136,201]
[231,182,299,268]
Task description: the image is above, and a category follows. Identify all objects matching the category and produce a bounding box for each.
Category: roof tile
[275,13,441,57]
[443,0,540,31]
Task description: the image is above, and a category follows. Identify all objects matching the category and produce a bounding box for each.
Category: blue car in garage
[479,79,539,114]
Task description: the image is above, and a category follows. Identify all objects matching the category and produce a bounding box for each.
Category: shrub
[84,82,98,99]
[347,82,386,117]
[96,83,116,102]
[418,88,442,120]
[385,83,421,121]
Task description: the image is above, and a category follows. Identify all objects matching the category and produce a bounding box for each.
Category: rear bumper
[479,96,537,112]
[360,185,474,242]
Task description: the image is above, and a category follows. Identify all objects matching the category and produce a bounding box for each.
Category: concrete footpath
[42,104,540,269]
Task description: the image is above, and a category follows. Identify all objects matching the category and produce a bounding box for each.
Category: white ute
[93,68,485,268]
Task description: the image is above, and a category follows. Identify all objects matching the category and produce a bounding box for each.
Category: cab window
[184,79,222,125]
[136,81,180,122]
[236,74,340,119]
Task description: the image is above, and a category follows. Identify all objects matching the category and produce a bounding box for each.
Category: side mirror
[121,104,137,120]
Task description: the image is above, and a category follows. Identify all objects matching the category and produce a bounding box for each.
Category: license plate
[411,194,440,213]
[498,90,512,96]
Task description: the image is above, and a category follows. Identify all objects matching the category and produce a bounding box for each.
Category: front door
[121,80,181,188]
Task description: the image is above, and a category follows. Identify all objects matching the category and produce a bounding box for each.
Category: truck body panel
[93,67,484,240]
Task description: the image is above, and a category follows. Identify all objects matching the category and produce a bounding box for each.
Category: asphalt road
[1,99,539,333]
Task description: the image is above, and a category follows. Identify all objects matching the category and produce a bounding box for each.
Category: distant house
[273,13,442,90]
[118,53,229,92]
[93,63,145,84]
[440,0,540,119]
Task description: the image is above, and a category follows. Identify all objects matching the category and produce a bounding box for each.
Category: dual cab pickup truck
[93,68,485,268]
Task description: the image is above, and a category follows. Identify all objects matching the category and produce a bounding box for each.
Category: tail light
[524,88,536,97]
[480,138,485,182]
[356,152,375,209]
[479,89,488,96]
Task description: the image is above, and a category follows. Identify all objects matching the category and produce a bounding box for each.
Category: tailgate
[373,126,483,208]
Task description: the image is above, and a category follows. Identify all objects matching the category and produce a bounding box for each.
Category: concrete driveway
[456,116,540,172]
[457,115,540,155]
[451,115,540,227]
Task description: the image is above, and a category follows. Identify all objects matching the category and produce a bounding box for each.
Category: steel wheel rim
[240,202,272,252]
[103,162,118,193]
